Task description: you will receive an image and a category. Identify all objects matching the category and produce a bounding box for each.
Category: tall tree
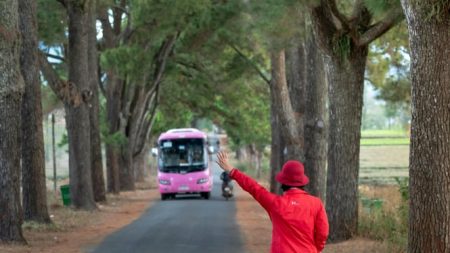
[88,0,106,202]
[97,1,123,194]
[38,0,104,203]
[63,0,96,210]
[310,0,404,241]
[0,0,26,243]
[400,1,450,252]
[19,0,51,223]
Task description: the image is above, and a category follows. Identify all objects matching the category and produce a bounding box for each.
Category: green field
[359,129,409,184]
[360,138,409,146]
[361,129,408,137]
[359,145,409,184]
[361,129,410,146]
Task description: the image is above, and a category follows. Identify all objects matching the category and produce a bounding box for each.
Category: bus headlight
[197,178,208,184]
[159,179,171,185]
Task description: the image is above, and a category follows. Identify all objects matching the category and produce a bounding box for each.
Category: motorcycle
[220,171,233,200]
[222,181,233,200]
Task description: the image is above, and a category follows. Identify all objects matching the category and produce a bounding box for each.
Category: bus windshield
[158,138,206,173]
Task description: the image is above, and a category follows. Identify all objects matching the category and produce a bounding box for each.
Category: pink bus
[156,128,213,200]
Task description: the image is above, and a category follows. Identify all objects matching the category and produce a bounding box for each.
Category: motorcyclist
[220,171,233,197]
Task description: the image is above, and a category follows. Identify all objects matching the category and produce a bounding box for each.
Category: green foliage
[378,78,410,103]
[366,21,411,130]
[100,0,213,83]
[244,0,308,50]
[151,106,194,136]
[235,160,250,173]
[57,132,68,149]
[102,131,128,147]
[148,0,272,150]
[131,0,211,31]
[364,0,402,18]
[333,34,351,59]
[367,22,409,89]
[98,99,127,148]
[394,177,409,201]
[37,0,67,46]
[101,46,152,82]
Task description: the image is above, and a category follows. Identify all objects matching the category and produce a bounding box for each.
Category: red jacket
[230,169,329,253]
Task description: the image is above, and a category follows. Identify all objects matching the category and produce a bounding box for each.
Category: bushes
[358,178,409,252]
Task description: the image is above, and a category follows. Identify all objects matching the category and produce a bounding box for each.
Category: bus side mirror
[151,147,158,157]
[208,146,214,154]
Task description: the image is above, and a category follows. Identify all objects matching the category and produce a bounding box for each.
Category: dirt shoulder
[0,189,158,253]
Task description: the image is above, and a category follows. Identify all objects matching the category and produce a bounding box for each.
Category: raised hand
[216,151,234,172]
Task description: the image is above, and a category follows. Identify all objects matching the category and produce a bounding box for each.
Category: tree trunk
[325,47,368,242]
[134,144,150,183]
[286,44,306,161]
[247,144,256,168]
[0,0,26,242]
[88,0,106,202]
[106,75,122,194]
[255,147,263,179]
[116,81,141,192]
[269,91,285,194]
[304,33,327,201]
[270,50,304,161]
[106,145,120,194]
[66,1,96,210]
[401,2,450,252]
[235,146,243,161]
[19,0,51,223]
[98,5,121,195]
[119,147,134,191]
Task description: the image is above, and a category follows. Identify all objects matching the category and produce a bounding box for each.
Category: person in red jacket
[216,151,329,253]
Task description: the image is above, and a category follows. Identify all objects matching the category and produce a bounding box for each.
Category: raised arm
[216,151,276,210]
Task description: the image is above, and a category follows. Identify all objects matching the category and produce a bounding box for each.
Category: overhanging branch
[46,53,65,62]
[229,43,270,86]
[38,51,82,107]
[357,7,404,46]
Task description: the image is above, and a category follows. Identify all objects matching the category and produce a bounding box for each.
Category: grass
[361,129,408,138]
[361,129,409,146]
[360,138,409,146]
[358,181,409,252]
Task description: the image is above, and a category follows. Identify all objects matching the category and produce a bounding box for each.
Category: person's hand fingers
[218,151,226,163]
[216,152,225,170]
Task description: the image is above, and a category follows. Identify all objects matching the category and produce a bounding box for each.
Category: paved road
[92,158,245,253]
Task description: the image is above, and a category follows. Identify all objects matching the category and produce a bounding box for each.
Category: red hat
[275,160,309,186]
